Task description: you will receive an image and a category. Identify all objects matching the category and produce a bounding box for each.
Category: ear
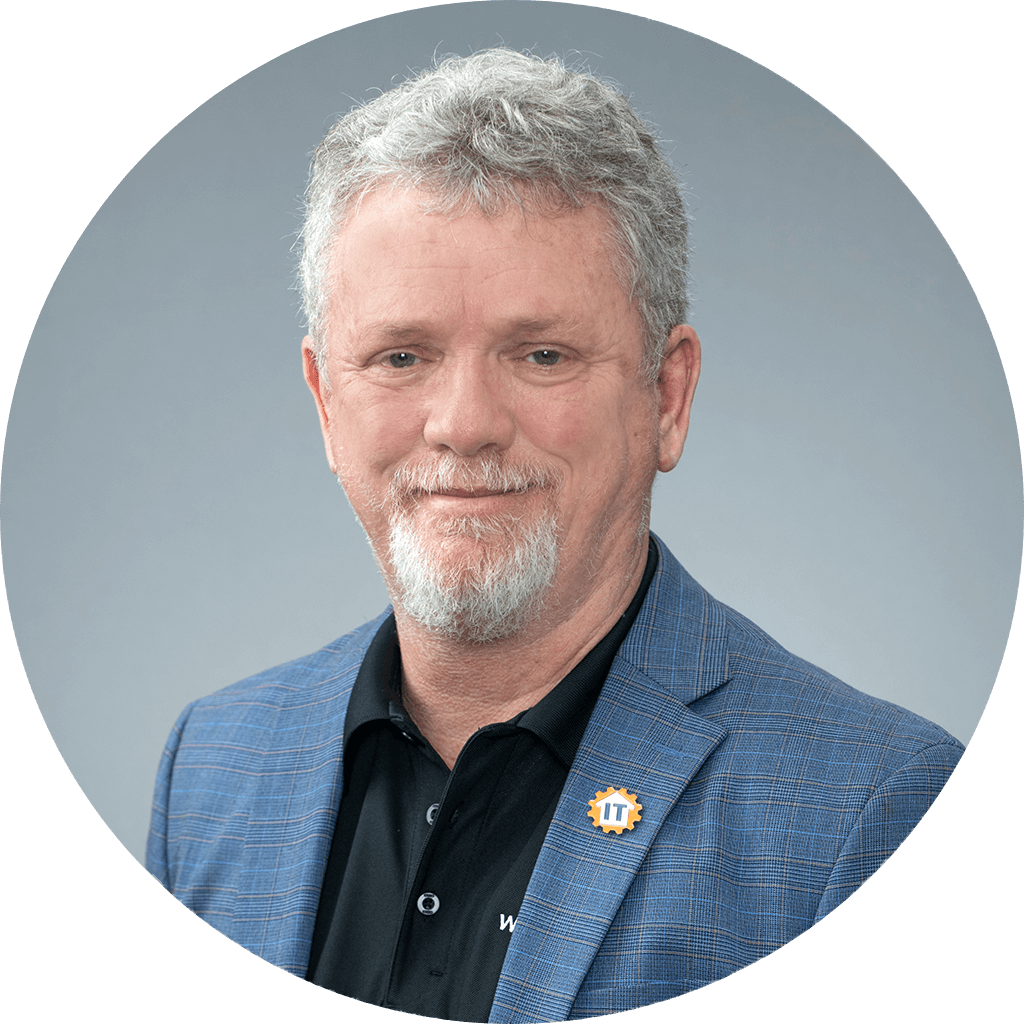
[656,325,701,473]
[302,336,338,475]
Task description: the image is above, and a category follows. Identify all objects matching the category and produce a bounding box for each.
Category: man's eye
[387,352,419,369]
[526,349,562,367]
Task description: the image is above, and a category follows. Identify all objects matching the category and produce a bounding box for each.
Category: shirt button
[416,892,440,916]
[426,803,440,826]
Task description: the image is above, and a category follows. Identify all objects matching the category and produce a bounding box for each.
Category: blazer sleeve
[145,701,196,890]
[815,739,963,921]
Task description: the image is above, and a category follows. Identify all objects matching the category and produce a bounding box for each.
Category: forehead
[326,189,638,341]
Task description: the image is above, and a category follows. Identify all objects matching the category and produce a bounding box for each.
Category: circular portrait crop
[4,2,1020,1021]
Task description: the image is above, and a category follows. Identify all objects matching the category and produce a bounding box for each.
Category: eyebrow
[365,316,580,341]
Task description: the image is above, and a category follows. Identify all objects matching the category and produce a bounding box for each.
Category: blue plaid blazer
[147,536,963,1021]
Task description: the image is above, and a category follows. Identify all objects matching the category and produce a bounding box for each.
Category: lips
[421,486,527,499]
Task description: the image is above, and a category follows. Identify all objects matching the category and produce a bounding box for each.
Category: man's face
[304,189,698,640]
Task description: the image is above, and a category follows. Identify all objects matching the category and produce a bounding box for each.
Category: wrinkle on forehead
[326,186,630,307]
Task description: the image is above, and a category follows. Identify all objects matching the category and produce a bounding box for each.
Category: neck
[393,536,649,768]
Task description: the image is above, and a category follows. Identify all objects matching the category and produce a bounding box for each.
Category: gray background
[3,2,1019,866]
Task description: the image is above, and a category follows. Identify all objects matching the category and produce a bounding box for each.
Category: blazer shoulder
[147,611,388,876]
[172,610,389,736]
[630,539,964,756]
[713,597,965,756]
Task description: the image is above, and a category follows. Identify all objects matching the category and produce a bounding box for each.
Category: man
[147,50,963,1022]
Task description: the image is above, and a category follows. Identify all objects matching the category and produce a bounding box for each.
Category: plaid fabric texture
[147,536,962,1022]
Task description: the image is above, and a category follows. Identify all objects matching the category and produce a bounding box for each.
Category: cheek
[519,402,643,513]
[329,391,422,469]
[519,390,616,454]
[569,401,660,500]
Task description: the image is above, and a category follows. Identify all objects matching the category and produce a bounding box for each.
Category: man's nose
[422,355,515,456]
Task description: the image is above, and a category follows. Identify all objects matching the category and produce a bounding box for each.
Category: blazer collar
[615,533,731,704]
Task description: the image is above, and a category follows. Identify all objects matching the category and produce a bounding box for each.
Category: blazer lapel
[490,665,725,1024]
[490,539,730,1024]
[230,640,368,975]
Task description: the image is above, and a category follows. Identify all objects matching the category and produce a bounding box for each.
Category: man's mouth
[388,452,560,508]
[419,485,529,499]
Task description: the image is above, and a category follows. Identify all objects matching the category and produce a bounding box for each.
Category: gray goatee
[384,453,560,643]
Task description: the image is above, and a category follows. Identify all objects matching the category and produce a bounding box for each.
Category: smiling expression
[303,188,699,634]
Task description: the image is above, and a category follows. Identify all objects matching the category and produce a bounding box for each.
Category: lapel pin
[588,786,642,834]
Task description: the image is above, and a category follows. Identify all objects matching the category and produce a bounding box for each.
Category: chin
[387,508,560,644]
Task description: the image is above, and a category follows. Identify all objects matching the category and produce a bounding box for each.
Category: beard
[388,508,559,643]
[375,452,561,644]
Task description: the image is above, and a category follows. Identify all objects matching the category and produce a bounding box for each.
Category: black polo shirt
[306,542,657,1021]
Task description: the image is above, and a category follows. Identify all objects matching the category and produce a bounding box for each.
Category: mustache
[387,451,561,503]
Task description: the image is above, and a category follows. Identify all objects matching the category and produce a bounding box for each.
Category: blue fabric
[147,536,962,1021]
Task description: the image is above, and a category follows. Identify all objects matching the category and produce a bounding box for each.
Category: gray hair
[298,49,689,386]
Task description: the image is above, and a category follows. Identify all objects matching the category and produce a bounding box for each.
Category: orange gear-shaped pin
[587,786,642,834]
